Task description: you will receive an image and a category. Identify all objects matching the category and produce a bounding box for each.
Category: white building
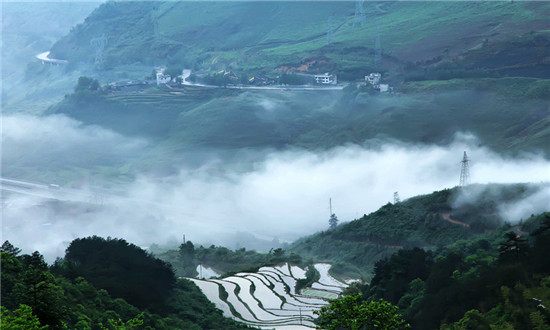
[365,73,381,85]
[156,72,171,86]
[379,84,389,93]
[314,73,337,85]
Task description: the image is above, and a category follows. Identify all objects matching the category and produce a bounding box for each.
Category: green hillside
[1,2,100,114]
[47,77,550,157]
[290,183,549,276]
[50,1,549,78]
[37,1,550,178]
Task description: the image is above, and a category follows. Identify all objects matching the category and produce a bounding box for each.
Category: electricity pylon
[459,151,471,186]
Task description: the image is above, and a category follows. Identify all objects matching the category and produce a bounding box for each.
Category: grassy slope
[49,1,550,75]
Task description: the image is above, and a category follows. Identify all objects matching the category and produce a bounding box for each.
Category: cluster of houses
[365,72,392,93]
[154,67,339,87]
[115,68,393,92]
[156,69,388,91]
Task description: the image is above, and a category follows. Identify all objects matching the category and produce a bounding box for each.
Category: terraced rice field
[187,263,352,329]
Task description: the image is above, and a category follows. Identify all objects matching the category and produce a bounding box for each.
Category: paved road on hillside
[36,51,68,65]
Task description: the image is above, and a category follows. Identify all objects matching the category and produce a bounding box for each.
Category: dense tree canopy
[1,238,251,329]
[348,213,550,329]
[314,294,410,330]
[57,236,176,312]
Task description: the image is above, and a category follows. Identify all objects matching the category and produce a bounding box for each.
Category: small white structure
[365,72,381,85]
[379,84,389,92]
[156,71,171,86]
[314,72,337,85]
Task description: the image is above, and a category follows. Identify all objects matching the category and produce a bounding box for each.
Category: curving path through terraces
[187,263,352,329]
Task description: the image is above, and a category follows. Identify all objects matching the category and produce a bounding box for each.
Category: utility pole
[329,198,333,216]
[459,151,471,186]
[183,234,186,244]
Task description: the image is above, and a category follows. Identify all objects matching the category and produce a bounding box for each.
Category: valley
[1,1,549,329]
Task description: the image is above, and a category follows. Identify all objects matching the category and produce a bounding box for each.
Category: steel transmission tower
[459,151,471,186]
[353,0,366,27]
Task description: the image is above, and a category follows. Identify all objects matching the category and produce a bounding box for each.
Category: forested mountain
[346,212,550,329]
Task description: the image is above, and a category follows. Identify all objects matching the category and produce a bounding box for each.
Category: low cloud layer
[2,115,549,261]
[1,114,147,180]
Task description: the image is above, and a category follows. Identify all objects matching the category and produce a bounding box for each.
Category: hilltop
[289,183,549,277]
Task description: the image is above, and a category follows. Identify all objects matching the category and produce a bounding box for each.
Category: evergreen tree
[329,213,339,230]
[499,232,529,261]
[2,240,21,256]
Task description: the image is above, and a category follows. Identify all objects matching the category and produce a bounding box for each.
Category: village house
[314,73,337,85]
[156,71,171,86]
[365,73,381,85]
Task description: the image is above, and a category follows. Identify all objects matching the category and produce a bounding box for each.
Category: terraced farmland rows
[187,263,352,329]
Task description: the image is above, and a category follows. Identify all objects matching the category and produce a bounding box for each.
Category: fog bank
[2,115,549,261]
